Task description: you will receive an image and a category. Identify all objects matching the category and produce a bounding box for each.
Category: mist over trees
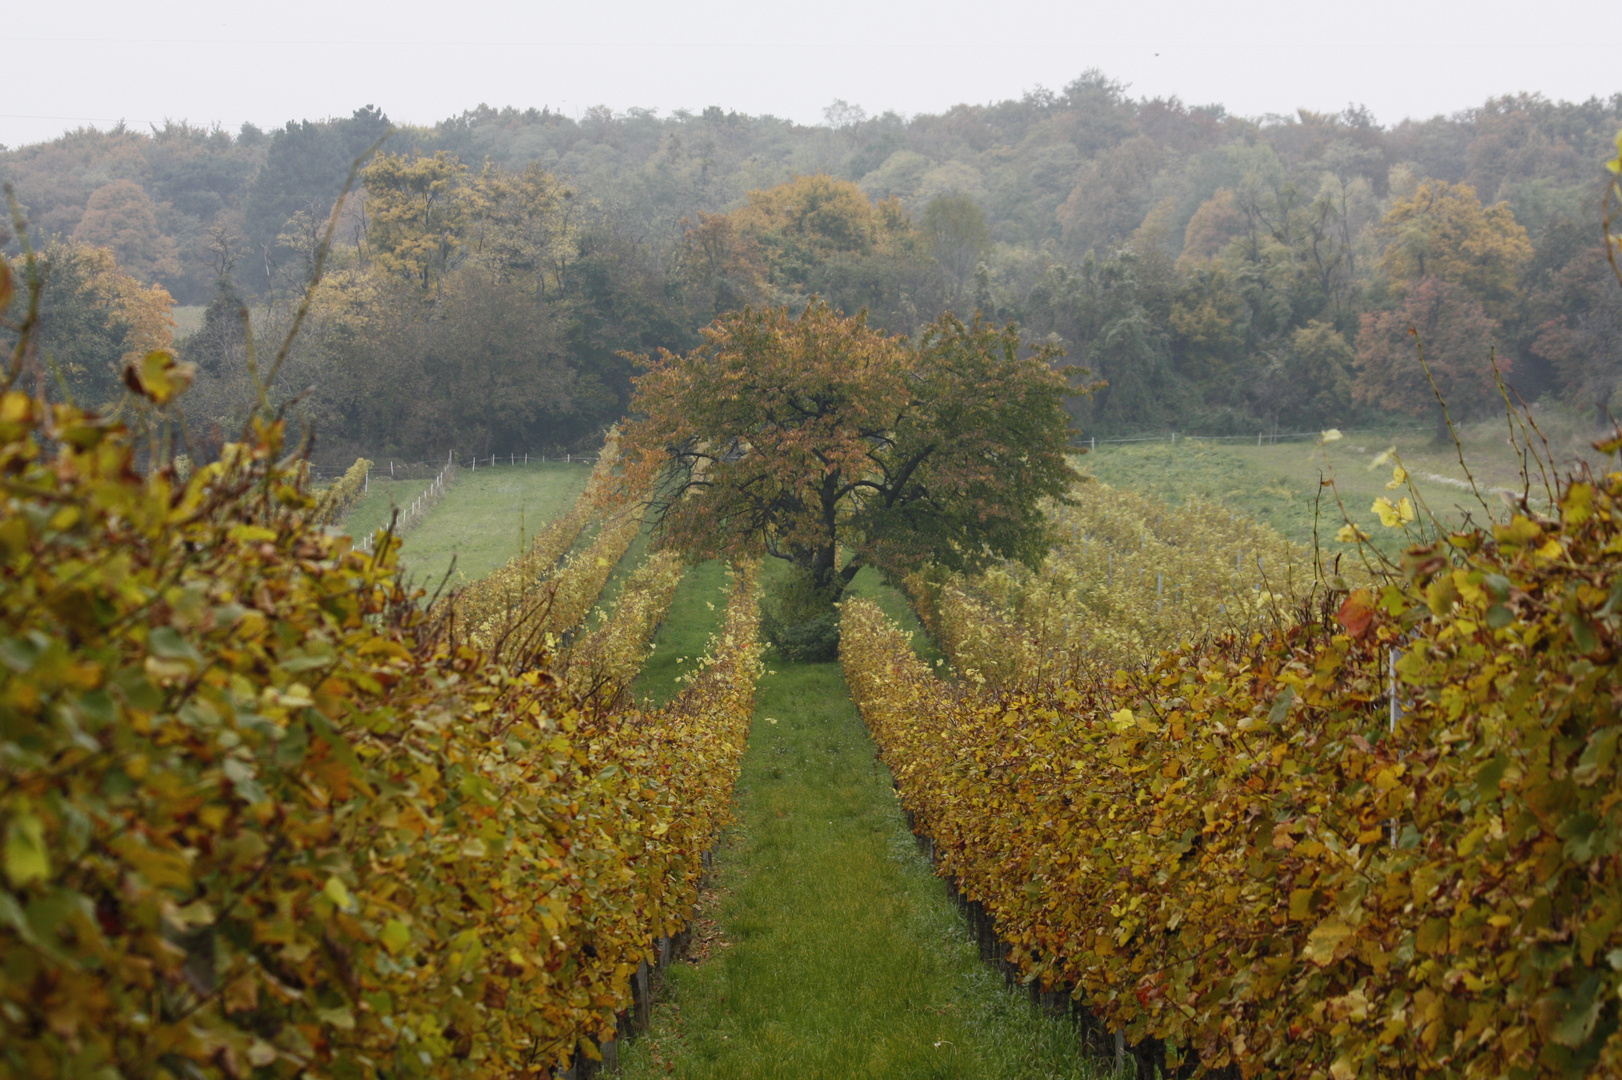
[3,75,1621,458]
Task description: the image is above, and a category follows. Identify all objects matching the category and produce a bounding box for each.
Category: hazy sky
[5,0,1615,148]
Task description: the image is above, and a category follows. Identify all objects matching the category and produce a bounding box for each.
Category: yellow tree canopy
[361,152,579,296]
[727,175,917,293]
[72,179,181,284]
[1377,180,1532,319]
[76,244,177,368]
[463,163,578,297]
[361,150,473,289]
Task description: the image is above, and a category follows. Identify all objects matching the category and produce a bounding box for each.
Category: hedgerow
[843,449,1622,1078]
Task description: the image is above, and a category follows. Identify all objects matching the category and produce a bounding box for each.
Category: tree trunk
[1432,402,1453,446]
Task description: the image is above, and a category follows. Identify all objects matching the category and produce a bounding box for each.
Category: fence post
[1388,646,1407,845]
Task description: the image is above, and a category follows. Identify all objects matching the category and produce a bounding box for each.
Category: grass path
[619,575,1106,1080]
[634,559,730,709]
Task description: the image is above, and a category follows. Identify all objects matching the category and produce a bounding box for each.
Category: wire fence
[339,450,601,554]
[353,460,458,555]
[308,450,600,482]
[1080,426,1429,450]
[458,451,600,474]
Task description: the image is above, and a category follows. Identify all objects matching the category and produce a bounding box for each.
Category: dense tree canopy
[71,179,181,284]
[3,242,176,407]
[619,303,1080,601]
[1377,179,1533,319]
[5,80,1620,454]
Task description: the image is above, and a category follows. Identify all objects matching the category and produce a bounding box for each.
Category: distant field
[172,305,205,340]
[342,477,436,540]
[383,462,594,593]
[1082,413,1610,557]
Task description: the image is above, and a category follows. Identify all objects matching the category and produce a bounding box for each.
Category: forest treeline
[3,74,1621,457]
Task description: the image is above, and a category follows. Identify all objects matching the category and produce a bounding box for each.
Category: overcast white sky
[4,0,1615,148]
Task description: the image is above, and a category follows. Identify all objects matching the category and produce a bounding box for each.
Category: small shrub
[761,567,842,662]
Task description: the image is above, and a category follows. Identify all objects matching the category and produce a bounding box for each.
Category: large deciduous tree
[1377,180,1532,320]
[72,179,181,285]
[686,175,932,332]
[921,192,990,305]
[361,150,473,291]
[1354,276,1507,440]
[620,302,1080,612]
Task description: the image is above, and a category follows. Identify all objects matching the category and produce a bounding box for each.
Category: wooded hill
[4,75,1621,455]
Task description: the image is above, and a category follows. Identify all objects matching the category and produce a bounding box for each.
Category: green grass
[1080,415,1607,564]
[172,305,205,340]
[342,478,436,540]
[619,577,1112,1080]
[1218,417,1604,520]
[391,462,592,592]
[1081,441,1338,552]
[637,560,943,713]
[634,560,731,709]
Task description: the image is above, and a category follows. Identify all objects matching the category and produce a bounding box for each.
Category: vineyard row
[846,466,1622,1079]
[0,390,760,1080]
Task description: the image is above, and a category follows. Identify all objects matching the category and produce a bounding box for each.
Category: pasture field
[385,460,593,590]
[341,476,437,539]
[170,304,205,339]
[1083,413,1610,554]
